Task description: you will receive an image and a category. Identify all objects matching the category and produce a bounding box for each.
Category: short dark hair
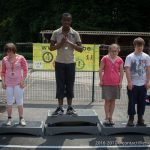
[62,13,72,19]
[133,37,145,46]
[4,43,16,53]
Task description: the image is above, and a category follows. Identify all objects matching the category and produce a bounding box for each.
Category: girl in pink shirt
[1,43,28,126]
[99,44,124,126]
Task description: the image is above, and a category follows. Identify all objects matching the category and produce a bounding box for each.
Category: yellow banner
[33,43,99,71]
[33,43,56,70]
[75,44,99,71]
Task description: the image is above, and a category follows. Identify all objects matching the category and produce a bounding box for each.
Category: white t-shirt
[51,27,81,64]
[124,52,150,86]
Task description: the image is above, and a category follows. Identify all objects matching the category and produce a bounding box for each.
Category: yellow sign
[33,43,56,70]
[75,44,99,71]
[33,43,99,71]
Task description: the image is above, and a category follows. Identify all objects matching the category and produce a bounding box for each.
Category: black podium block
[100,121,150,135]
[0,121,44,136]
[45,109,100,135]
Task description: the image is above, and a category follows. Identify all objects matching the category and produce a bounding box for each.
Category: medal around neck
[64,46,68,50]
[11,72,15,76]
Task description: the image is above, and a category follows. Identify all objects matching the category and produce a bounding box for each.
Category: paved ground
[0,102,150,150]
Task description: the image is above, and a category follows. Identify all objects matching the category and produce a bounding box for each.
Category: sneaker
[52,107,64,116]
[66,106,77,115]
[6,118,12,126]
[19,118,26,126]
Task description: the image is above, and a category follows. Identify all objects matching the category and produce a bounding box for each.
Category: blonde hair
[108,44,120,52]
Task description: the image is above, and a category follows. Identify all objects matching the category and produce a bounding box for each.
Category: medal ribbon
[10,58,17,75]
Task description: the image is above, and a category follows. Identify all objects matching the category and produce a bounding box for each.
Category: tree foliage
[0,0,150,42]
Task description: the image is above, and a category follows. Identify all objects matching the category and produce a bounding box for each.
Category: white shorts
[6,85,24,105]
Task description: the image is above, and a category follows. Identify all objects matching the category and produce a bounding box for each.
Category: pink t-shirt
[1,54,28,86]
[101,55,123,85]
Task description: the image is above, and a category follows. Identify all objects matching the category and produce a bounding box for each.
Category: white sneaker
[6,118,12,126]
[19,118,26,126]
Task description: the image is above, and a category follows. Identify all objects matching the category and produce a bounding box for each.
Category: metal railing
[0,43,149,104]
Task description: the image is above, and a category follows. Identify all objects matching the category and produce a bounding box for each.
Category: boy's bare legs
[52,99,64,116]
[58,99,63,106]
[67,99,72,106]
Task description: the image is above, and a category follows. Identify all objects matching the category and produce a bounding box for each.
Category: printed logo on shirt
[131,59,146,77]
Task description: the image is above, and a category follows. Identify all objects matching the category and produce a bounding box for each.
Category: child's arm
[21,56,28,80]
[50,32,66,51]
[125,66,132,90]
[1,59,6,89]
[99,61,104,86]
[119,63,124,88]
[66,40,83,52]
[145,66,150,89]
[20,56,28,88]
[50,39,65,51]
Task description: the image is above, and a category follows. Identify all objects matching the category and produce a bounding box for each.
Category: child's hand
[127,82,133,90]
[65,37,73,46]
[60,36,67,45]
[2,82,6,89]
[99,81,103,86]
[20,81,25,89]
[145,82,150,89]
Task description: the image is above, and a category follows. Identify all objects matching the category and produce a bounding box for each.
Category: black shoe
[137,121,146,126]
[137,116,146,126]
[127,115,134,126]
[52,107,64,116]
[66,106,77,115]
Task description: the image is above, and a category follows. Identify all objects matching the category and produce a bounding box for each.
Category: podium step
[45,109,100,135]
[100,121,150,135]
[0,121,44,136]
[46,109,99,125]
[45,125,100,135]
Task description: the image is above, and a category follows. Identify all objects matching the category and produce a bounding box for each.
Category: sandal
[103,119,110,126]
[109,118,115,126]
[109,120,115,126]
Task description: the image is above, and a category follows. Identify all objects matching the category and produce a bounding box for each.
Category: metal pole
[92,70,95,102]
[92,44,96,102]
[148,39,150,55]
